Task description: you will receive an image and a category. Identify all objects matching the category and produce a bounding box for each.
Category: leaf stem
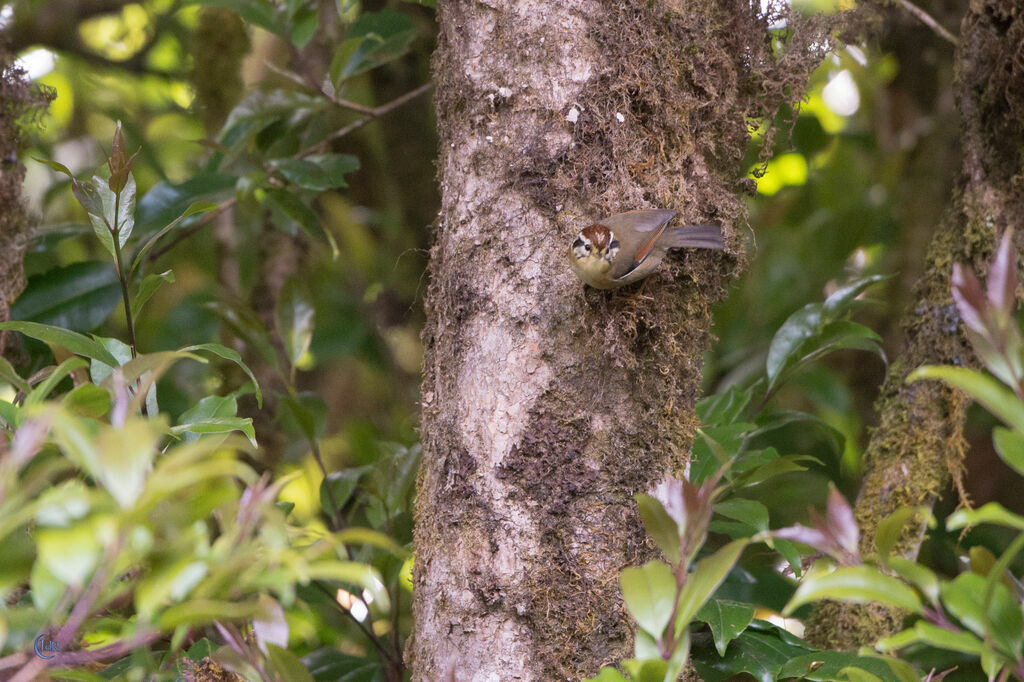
[111,190,138,358]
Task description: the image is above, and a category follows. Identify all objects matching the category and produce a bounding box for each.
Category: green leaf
[908,365,1024,433]
[333,9,416,82]
[181,343,262,408]
[25,356,88,406]
[690,624,813,682]
[301,647,384,682]
[271,154,360,192]
[622,658,668,681]
[0,321,119,366]
[130,202,218,278]
[875,506,929,559]
[947,501,1024,532]
[0,355,29,393]
[714,498,769,536]
[170,417,256,446]
[783,565,923,615]
[885,557,939,605]
[131,270,175,321]
[778,652,904,681]
[636,494,681,564]
[12,261,120,332]
[676,540,747,631]
[264,188,339,259]
[696,385,753,426]
[267,644,316,682]
[157,599,260,629]
[941,572,1023,657]
[62,384,111,419]
[766,303,822,387]
[620,561,677,638]
[136,559,208,621]
[135,174,234,237]
[36,520,103,587]
[319,466,371,518]
[176,395,237,442]
[822,274,888,315]
[277,277,316,368]
[99,350,205,391]
[992,426,1024,477]
[878,621,987,657]
[695,599,756,656]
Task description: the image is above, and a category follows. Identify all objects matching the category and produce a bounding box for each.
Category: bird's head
[569,223,620,275]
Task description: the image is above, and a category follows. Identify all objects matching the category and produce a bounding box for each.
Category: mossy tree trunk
[805,0,1024,649]
[413,1,832,678]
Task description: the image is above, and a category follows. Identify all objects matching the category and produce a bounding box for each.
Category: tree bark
[805,0,1024,649]
[413,1,834,678]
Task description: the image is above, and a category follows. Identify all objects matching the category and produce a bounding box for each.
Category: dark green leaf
[778,651,907,681]
[271,154,360,192]
[766,303,822,388]
[333,9,416,82]
[320,466,373,517]
[12,261,120,332]
[695,599,756,656]
[301,647,383,682]
[691,625,813,682]
[0,321,119,366]
[714,498,769,536]
[135,174,234,237]
[265,188,339,259]
[696,384,753,426]
[822,274,888,315]
[170,417,256,446]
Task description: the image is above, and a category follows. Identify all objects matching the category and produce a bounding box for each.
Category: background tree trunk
[805,0,1024,649]
[413,1,834,678]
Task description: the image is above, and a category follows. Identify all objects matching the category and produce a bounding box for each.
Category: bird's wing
[601,210,675,279]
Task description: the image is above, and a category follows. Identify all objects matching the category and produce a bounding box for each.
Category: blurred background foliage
[3,0,1014,678]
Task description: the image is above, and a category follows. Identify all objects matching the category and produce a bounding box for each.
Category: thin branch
[896,0,959,46]
[312,580,399,667]
[298,82,434,158]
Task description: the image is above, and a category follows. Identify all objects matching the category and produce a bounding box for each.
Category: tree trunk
[805,0,1024,649]
[413,1,833,678]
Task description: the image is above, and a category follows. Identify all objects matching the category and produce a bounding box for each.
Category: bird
[567,209,724,289]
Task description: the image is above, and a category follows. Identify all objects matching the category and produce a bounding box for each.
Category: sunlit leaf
[783,565,922,615]
[621,560,676,638]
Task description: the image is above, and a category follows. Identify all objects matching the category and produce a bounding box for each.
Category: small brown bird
[568,209,724,289]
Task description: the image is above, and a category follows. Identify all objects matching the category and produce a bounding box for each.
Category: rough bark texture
[805,0,1024,649]
[0,54,51,356]
[414,1,835,678]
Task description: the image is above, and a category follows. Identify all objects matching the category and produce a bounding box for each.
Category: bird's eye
[573,237,591,253]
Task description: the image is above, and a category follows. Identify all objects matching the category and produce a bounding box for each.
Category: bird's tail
[661,224,724,250]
